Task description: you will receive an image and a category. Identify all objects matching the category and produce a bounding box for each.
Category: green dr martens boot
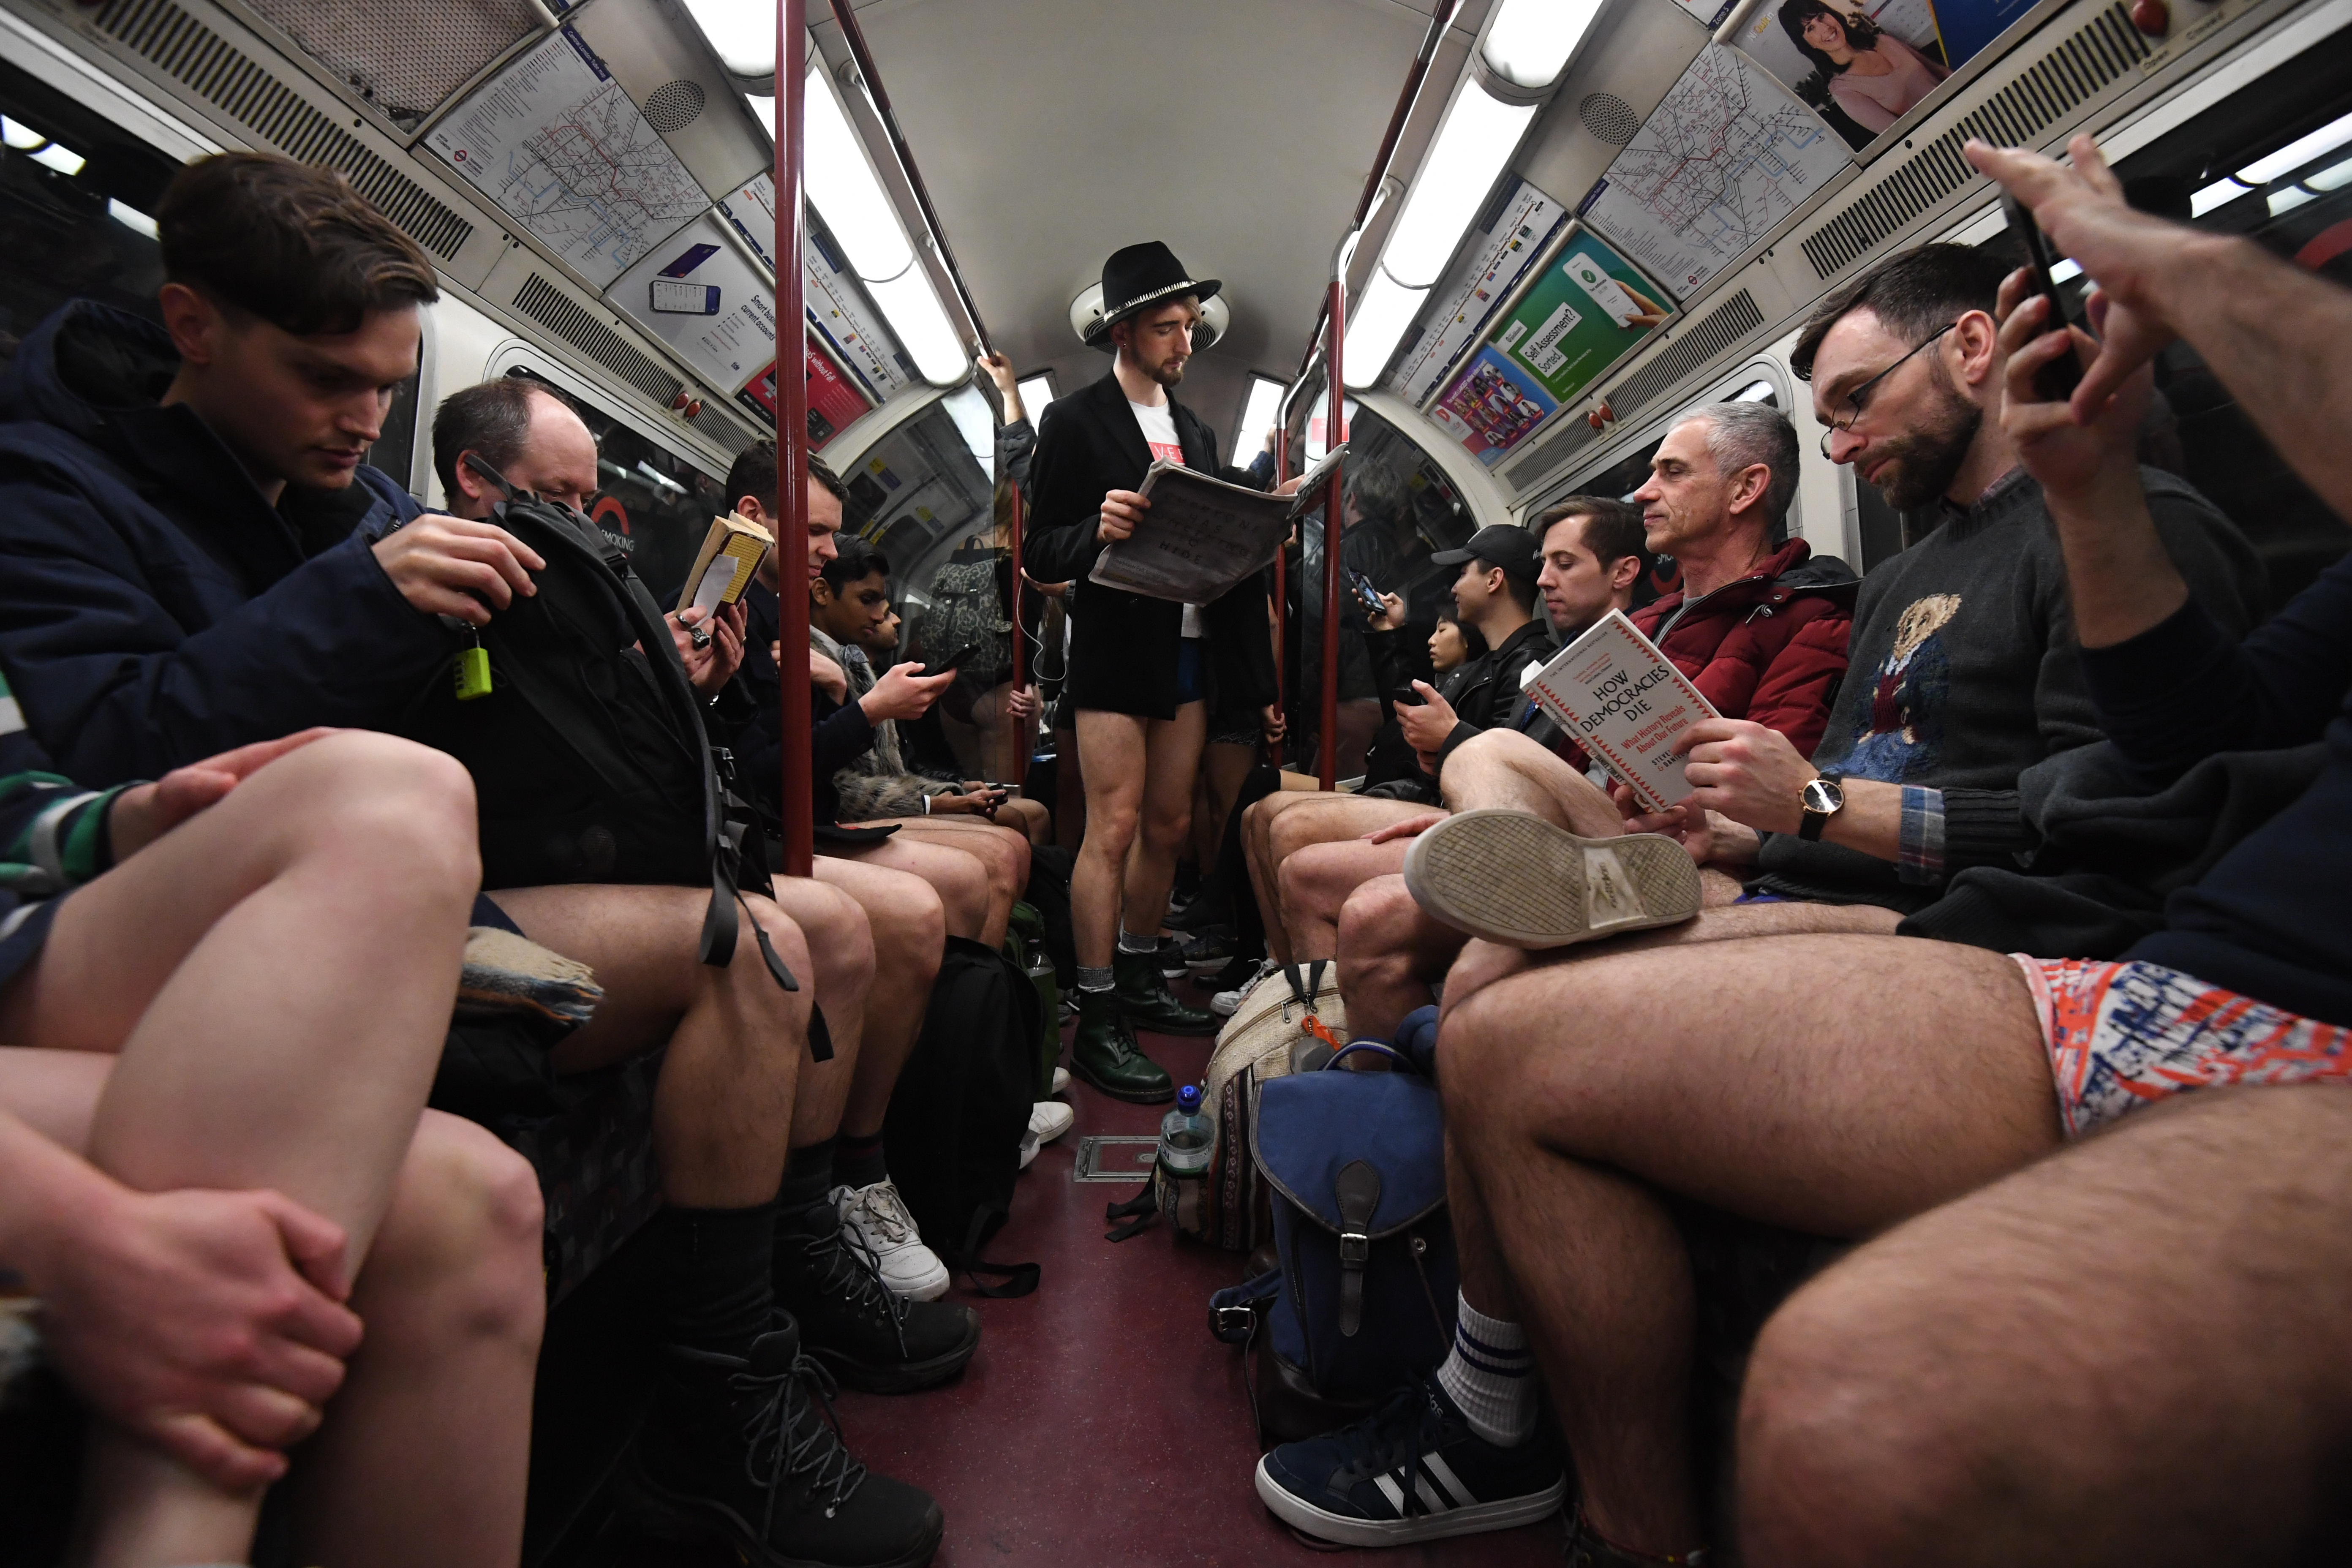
[1070,989,1174,1103]
[1113,948,1220,1037]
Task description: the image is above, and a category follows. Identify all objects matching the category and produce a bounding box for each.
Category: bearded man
[1021,242,1293,1101]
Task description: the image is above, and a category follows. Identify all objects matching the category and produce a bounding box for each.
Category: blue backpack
[1211,1043,1457,1442]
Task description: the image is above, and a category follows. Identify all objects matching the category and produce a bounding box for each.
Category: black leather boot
[1113,949,1219,1036]
[1070,988,1175,1102]
[772,1193,979,1394]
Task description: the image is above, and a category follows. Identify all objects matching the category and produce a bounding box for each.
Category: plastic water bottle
[1158,1083,1215,1176]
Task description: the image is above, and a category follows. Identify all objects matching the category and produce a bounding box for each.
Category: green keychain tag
[453,642,492,701]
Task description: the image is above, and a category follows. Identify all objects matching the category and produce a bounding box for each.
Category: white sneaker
[829,1178,948,1302]
[1031,1100,1075,1144]
[1212,959,1279,1017]
[1051,1066,1070,1094]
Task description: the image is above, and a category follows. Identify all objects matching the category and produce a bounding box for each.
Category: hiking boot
[830,1179,948,1303]
[1255,1376,1566,1547]
[619,1320,944,1567]
[1113,950,1220,1036]
[774,1196,979,1394]
[1401,808,1701,950]
[1070,990,1174,1102]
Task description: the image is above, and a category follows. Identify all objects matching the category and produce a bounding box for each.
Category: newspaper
[1524,610,1720,812]
[1089,444,1347,604]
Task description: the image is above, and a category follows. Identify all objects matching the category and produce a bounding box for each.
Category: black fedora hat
[1086,240,1220,350]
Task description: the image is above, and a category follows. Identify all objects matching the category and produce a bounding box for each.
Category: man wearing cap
[1022,242,1290,1101]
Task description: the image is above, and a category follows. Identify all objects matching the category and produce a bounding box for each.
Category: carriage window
[504,368,729,607]
[0,57,177,370]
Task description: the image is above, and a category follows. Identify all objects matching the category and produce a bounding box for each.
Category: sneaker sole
[1253,1456,1565,1548]
[1400,809,1701,950]
[880,1258,950,1302]
[618,1458,943,1568]
[1070,1055,1176,1103]
[809,1309,980,1395]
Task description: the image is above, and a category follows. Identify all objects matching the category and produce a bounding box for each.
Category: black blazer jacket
[1021,371,1279,719]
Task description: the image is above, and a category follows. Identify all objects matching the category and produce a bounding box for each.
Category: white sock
[1436,1293,1536,1447]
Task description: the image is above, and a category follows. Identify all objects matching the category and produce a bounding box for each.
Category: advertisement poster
[1482,226,1671,408]
[735,339,875,449]
[1731,0,2022,149]
[1391,177,1570,407]
[1427,346,1560,466]
[607,214,776,393]
[716,170,912,403]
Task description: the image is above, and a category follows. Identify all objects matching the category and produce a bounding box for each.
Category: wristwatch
[1797,772,1846,841]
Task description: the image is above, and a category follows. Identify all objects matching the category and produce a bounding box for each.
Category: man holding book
[1021,242,1292,1101]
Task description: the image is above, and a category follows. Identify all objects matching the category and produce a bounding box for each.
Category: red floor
[606,976,1565,1566]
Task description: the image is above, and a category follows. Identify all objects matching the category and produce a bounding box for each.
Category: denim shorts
[1176,637,1208,706]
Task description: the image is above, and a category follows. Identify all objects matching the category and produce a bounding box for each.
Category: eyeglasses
[1817,321,1956,458]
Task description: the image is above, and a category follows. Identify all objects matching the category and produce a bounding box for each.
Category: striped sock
[1436,1294,1535,1447]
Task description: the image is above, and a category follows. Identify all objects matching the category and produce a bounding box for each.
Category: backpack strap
[1334,1158,1382,1338]
[949,1204,1040,1298]
[1282,959,1328,1010]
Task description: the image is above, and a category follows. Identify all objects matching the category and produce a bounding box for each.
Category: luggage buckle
[1213,1304,1256,1339]
[1338,1230,1370,1267]
[711,746,738,787]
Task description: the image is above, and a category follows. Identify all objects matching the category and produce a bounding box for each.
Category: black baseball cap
[1429,524,1540,582]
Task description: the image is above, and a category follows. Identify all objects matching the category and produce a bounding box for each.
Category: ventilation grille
[88,0,475,259]
[512,275,685,406]
[642,79,707,133]
[697,403,761,458]
[1579,92,1640,146]
[1800,3,2150,279]
[1606,289,1766,420]
[1502,413,1601,490]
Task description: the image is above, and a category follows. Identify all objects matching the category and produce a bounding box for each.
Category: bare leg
[0,734,482,1567]
[1335,875,1466,1040]
[1742,1083,2352,1568]
[1278,838,1412,962]
[1241,793,1308,964]
[1122,700,1209,942]
[1334,697,1381,780]
[827,832,991,943]
[1438,729,1626,830]
[1444,934,2058,1556]
[1071,709,1149,969]
[993,794,1051,846]
[1051,724,1085,851]
[490,883,814,1209]
[811,858,944,1142]
[763,878,877,1148]
[874,816,1029,947]
[1259,794,1425,957]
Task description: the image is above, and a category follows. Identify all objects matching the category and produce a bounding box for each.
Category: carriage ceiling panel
[825,0,1490,435]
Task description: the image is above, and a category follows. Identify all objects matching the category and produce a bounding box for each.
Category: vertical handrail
[1007,480,1027,790]
[776,0,814,877]
[1318,279,1345,790]
[1271,427,1288,771]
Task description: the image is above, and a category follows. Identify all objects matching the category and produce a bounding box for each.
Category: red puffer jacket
[1554,537,1858,769]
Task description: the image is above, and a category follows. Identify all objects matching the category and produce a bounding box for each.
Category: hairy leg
[1261,795,1424,955]
[1123,701,1209,940]
[811,858,943,1142]
[0,733,480,1567]
[1742,1083,2352,1568]
[993,794,1051,846]
[1051,724,1085,851]
[1334,876,1468,1041]
[1241,793,1308,964]
[1439,729,1628,831]
[1435,901,1906,1026]
[491,884,813,1209]
[1445,934,2057,1555]
[1072,710,1149,968]
[1278,838,1413,962]
[828,831,991,942]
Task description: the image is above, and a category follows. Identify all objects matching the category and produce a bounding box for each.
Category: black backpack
[394,477,797,1011]
[882,935,1041,1296]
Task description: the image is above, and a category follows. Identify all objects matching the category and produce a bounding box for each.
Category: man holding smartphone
[1022,242,1294,1101]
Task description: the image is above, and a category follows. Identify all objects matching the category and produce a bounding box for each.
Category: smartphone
[2002,193,2085,404]
[920,644,977,678]
[1346,569,1386,619]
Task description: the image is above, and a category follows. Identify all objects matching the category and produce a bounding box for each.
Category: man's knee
[302,734,481,892]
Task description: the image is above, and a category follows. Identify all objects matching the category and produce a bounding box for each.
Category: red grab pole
[776,0,814,877]
[1007,480,1027,789]
[1271,426,1288,771]
[1318,280,1345,790]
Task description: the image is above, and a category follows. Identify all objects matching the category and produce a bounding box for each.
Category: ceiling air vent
[642,79,708,133]
[1606,289,1766,421]
[1502,414,1601,491]
[87,0,474,259]
[1799,1,2150,280]
[1578,93,1640,147]
[512,274,686,407]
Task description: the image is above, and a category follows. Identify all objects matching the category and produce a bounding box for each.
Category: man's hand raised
[373,514,544,625]
[1097,490,1148,544]
[1673,717,1815,834]
[1394,682,1459,756]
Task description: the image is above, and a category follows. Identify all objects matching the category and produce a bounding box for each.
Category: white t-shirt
[1129,397,1204,638]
